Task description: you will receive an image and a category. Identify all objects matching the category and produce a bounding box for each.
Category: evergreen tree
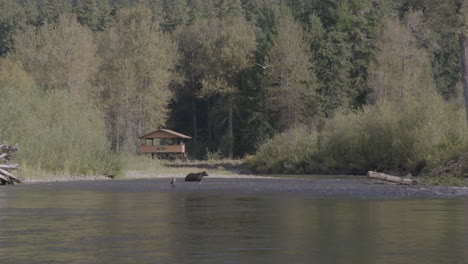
[398,2,461,100]
[403,0,468,123]
[0,0,27,56]
[38,0,73,24]
[215,0,243,18]
[173,22,205,142]
[74,0,112,31]
[75,0,100,30]
[290,0,388,116]
[195,17,257,158]
[147,0,164,23]
[188,0,216,22]
[162,0,188,31]
[314,29,353,116]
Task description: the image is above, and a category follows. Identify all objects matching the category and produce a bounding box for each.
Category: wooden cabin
[138,129,191,161]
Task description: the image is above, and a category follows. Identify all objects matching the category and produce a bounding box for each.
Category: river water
[0,178,467,264]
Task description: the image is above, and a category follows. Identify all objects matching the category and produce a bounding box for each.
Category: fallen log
[0,164,20,170]
[0,142,21,184]
[0,168,21,183]
[0,173,9,183]
[0,143,17,162]
[367,171,417,185]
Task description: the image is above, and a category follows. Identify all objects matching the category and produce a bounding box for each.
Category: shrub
[0,59,121,176]
[250,91,468,175]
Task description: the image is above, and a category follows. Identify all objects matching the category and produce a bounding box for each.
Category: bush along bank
[249,91,468,185]
[0,59,122,178]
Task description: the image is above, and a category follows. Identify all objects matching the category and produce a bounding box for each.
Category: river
[0,177,467,264]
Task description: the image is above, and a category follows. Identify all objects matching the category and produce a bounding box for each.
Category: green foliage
[1,0,468,172]
[74,0,112,31]
[422,174,466,187]
[400,1,463,100]
[0,0,31,56]
[0,59,121,176]
[38,0,73,24]
[265,12,314,129]
[215,0,244,18]
[162,0,188,31]
[11,13,99,97]
[250,91,468,175]
[122,153,164,173]
[97,6,179,152]
[190,16,257,158]
[248,125,319,174]
[291,0,389,115]
[368,18,434,102]
[204,148,222,162]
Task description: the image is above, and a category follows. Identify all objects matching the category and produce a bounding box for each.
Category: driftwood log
[367,171,417,185]
[0,143,21,184]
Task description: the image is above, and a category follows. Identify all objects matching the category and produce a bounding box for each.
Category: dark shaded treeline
[0,0,462,160]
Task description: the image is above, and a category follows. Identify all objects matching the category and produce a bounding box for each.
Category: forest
[1,0,468,178]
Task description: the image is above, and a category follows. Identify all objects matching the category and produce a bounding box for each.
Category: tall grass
[0,60,122,177]
[249,91,468,175]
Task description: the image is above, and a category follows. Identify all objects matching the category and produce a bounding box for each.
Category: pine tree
[148,0,164,23]
[188,0,202,23]
[215,0,243,19]
[162,0,188,31]
[195,17,257,158]
[73,0,112,31]
[38,0,72,24]
[0,0,26,56]
[75,0,100,31]
[404,0,468,123]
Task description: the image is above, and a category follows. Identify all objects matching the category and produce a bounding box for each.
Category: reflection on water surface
[0,179,467,264]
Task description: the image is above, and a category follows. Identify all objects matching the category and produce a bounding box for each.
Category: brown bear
[185,171,209,182]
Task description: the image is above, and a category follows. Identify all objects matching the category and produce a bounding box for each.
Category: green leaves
[11,13,98,97]
[97,6,179,152]
[193,17,256,98]
[265,13,314,129]
[0,58,120,175]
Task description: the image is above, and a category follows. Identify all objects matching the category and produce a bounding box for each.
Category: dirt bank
[20,172,468,199]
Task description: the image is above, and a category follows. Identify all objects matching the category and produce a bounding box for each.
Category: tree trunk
[192,92,198,141]
[207,99,212,150]
[367,171,417,185]
[459,33,468,125]
[228,99,234,159]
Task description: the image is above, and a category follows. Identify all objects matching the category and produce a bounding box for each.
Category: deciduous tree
[97,6,179,152]
[368,18,434,102]
[11,13,99,97]
[265,13,314,129]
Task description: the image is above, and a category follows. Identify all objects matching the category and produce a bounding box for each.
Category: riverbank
[17,172,468,199]
[19,169,267,183]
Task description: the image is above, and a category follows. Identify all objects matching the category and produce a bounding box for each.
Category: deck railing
[138,145,185,153]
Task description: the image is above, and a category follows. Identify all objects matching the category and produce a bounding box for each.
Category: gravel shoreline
[21,170,271,183]
[18,171,468,199]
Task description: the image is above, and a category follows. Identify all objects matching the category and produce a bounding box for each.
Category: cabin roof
[139,129,192,139]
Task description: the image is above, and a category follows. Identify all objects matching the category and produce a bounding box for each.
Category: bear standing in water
[185,171,209,182]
